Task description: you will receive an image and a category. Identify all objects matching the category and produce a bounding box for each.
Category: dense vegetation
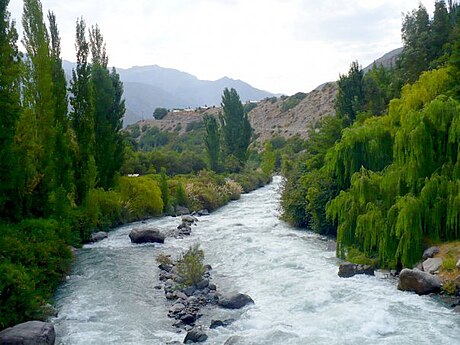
[281,0,460,269]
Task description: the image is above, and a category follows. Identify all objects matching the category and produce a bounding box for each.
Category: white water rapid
[52,176,459,344]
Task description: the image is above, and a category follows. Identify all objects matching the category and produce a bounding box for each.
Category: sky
[9,0,436,95]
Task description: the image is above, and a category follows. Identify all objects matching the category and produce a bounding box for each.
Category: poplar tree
[203,114,220,171]
[21,0,57,216]
[335,61,365,124]
[219,88,252,164]
[70,18,96,204]
[0,0,21,219]
[90,25,125,189]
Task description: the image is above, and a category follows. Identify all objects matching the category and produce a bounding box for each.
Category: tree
[219,88,253,163]
[70,17,96,204]
[203,114,220,171]
[89,25,125,189]
[48,11,74,214]
[335,61,365,123]
[153,107,168,119]
[430,0,450,67]
[0,0,21,219]
[21,0,58,216]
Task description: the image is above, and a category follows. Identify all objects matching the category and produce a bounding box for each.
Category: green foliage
[153,107,168,119]
[0,1,21,220]
[159,168,170,213]
[281,92,306,112]
[155,253,173,266]
[220,88,253,163]
[261,142,276,175]
[117,176,163,222]
[176,244,205,287]
[85,188,122,230]
[203,114,220,171]
[335,61,365,123]
[0,219,72,329]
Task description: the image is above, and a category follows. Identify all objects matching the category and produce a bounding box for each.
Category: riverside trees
[204,88,253,172]
[0,0,128,329]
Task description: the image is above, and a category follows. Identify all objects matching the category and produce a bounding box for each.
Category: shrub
[156,253,173,266]
[117,176,163,221]
[85,188,122,230]
[176,244,205,287]
[281,92,307,112]
[153,107,168,119]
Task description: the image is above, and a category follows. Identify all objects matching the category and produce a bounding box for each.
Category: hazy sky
[9,0,435,95]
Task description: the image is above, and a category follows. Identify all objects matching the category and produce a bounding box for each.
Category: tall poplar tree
[0,0,21,219]
[335,61,365,124]
[219,88,252,163]
[21,0,57,216]
[70,18,96,204]
[90,25,125,189]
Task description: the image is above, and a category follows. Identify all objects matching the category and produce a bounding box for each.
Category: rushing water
[53,176,459,345]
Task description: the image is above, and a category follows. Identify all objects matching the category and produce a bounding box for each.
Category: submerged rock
[422,257,443,273]
[183,329,207,343]
[218,293,254,309]
[422,246,440,260]
[224,335,244,345]
[210,318,235,329]
[398,268,441,295]
[90,231,108,242]
[129,228,165,244]
[338,262,374,278]
[0,321,56,345]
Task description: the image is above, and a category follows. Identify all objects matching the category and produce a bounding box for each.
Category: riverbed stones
[337,262,374,278]
[422,257,443,273]
[181,215,197,224]
[129,228,165,244]
[90,231,108,242]
[210,318,235,329]
[422,246,440,259]
[183,329,207,343]
[398,268,441,295]
[218,293,254,309]
[0,321,56,345]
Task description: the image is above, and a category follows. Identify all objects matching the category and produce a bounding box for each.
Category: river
[52,176,459,344]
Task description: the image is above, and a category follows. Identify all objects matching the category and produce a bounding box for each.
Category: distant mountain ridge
[62,61,275,125]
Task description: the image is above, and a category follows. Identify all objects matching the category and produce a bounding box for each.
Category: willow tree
[0,0,21,220]
[327,68,460,268]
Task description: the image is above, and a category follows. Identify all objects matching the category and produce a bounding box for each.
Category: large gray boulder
[218,293,254,309]
[422,257,443,273]
[398,268,441,295]
[422,246,440,260]
[338,262,374,278]
[129,228,165,244]
[0,321,55,345]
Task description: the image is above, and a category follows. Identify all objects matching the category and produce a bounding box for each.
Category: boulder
[338,262,374,278]
[0,321,55,345]
[398,268,441,295]
[183,329,207,343]
[90,231,108,242]
[129,228,165,244]
[181,215,197,224]
[218,293,254,309]
[180,314,196,325]
[210,318,235,329]
[422,246,440,260]
[453,305,460,313]
[457,259,460,269]
[422,257,443,273]
[197,209,209,216]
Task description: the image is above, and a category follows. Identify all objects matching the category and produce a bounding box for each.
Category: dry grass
[435,241,460,283]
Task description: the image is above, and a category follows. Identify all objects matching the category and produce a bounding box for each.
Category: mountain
[363,47,402,73]
[62,61,275,125]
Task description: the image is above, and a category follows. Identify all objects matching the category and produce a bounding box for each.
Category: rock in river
[218,293,254,309]
[398,268,441,295]
[183,329,207,343]
[0,321,56,345]
[90,231,108,242]
[129,228,165,244]
[338,262,374,278]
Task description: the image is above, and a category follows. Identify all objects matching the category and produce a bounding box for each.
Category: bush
[281,92,306,112]
[85,188,122,230]
[117,176,163,221]
[176,244,205,287]
[153,107,168,119]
